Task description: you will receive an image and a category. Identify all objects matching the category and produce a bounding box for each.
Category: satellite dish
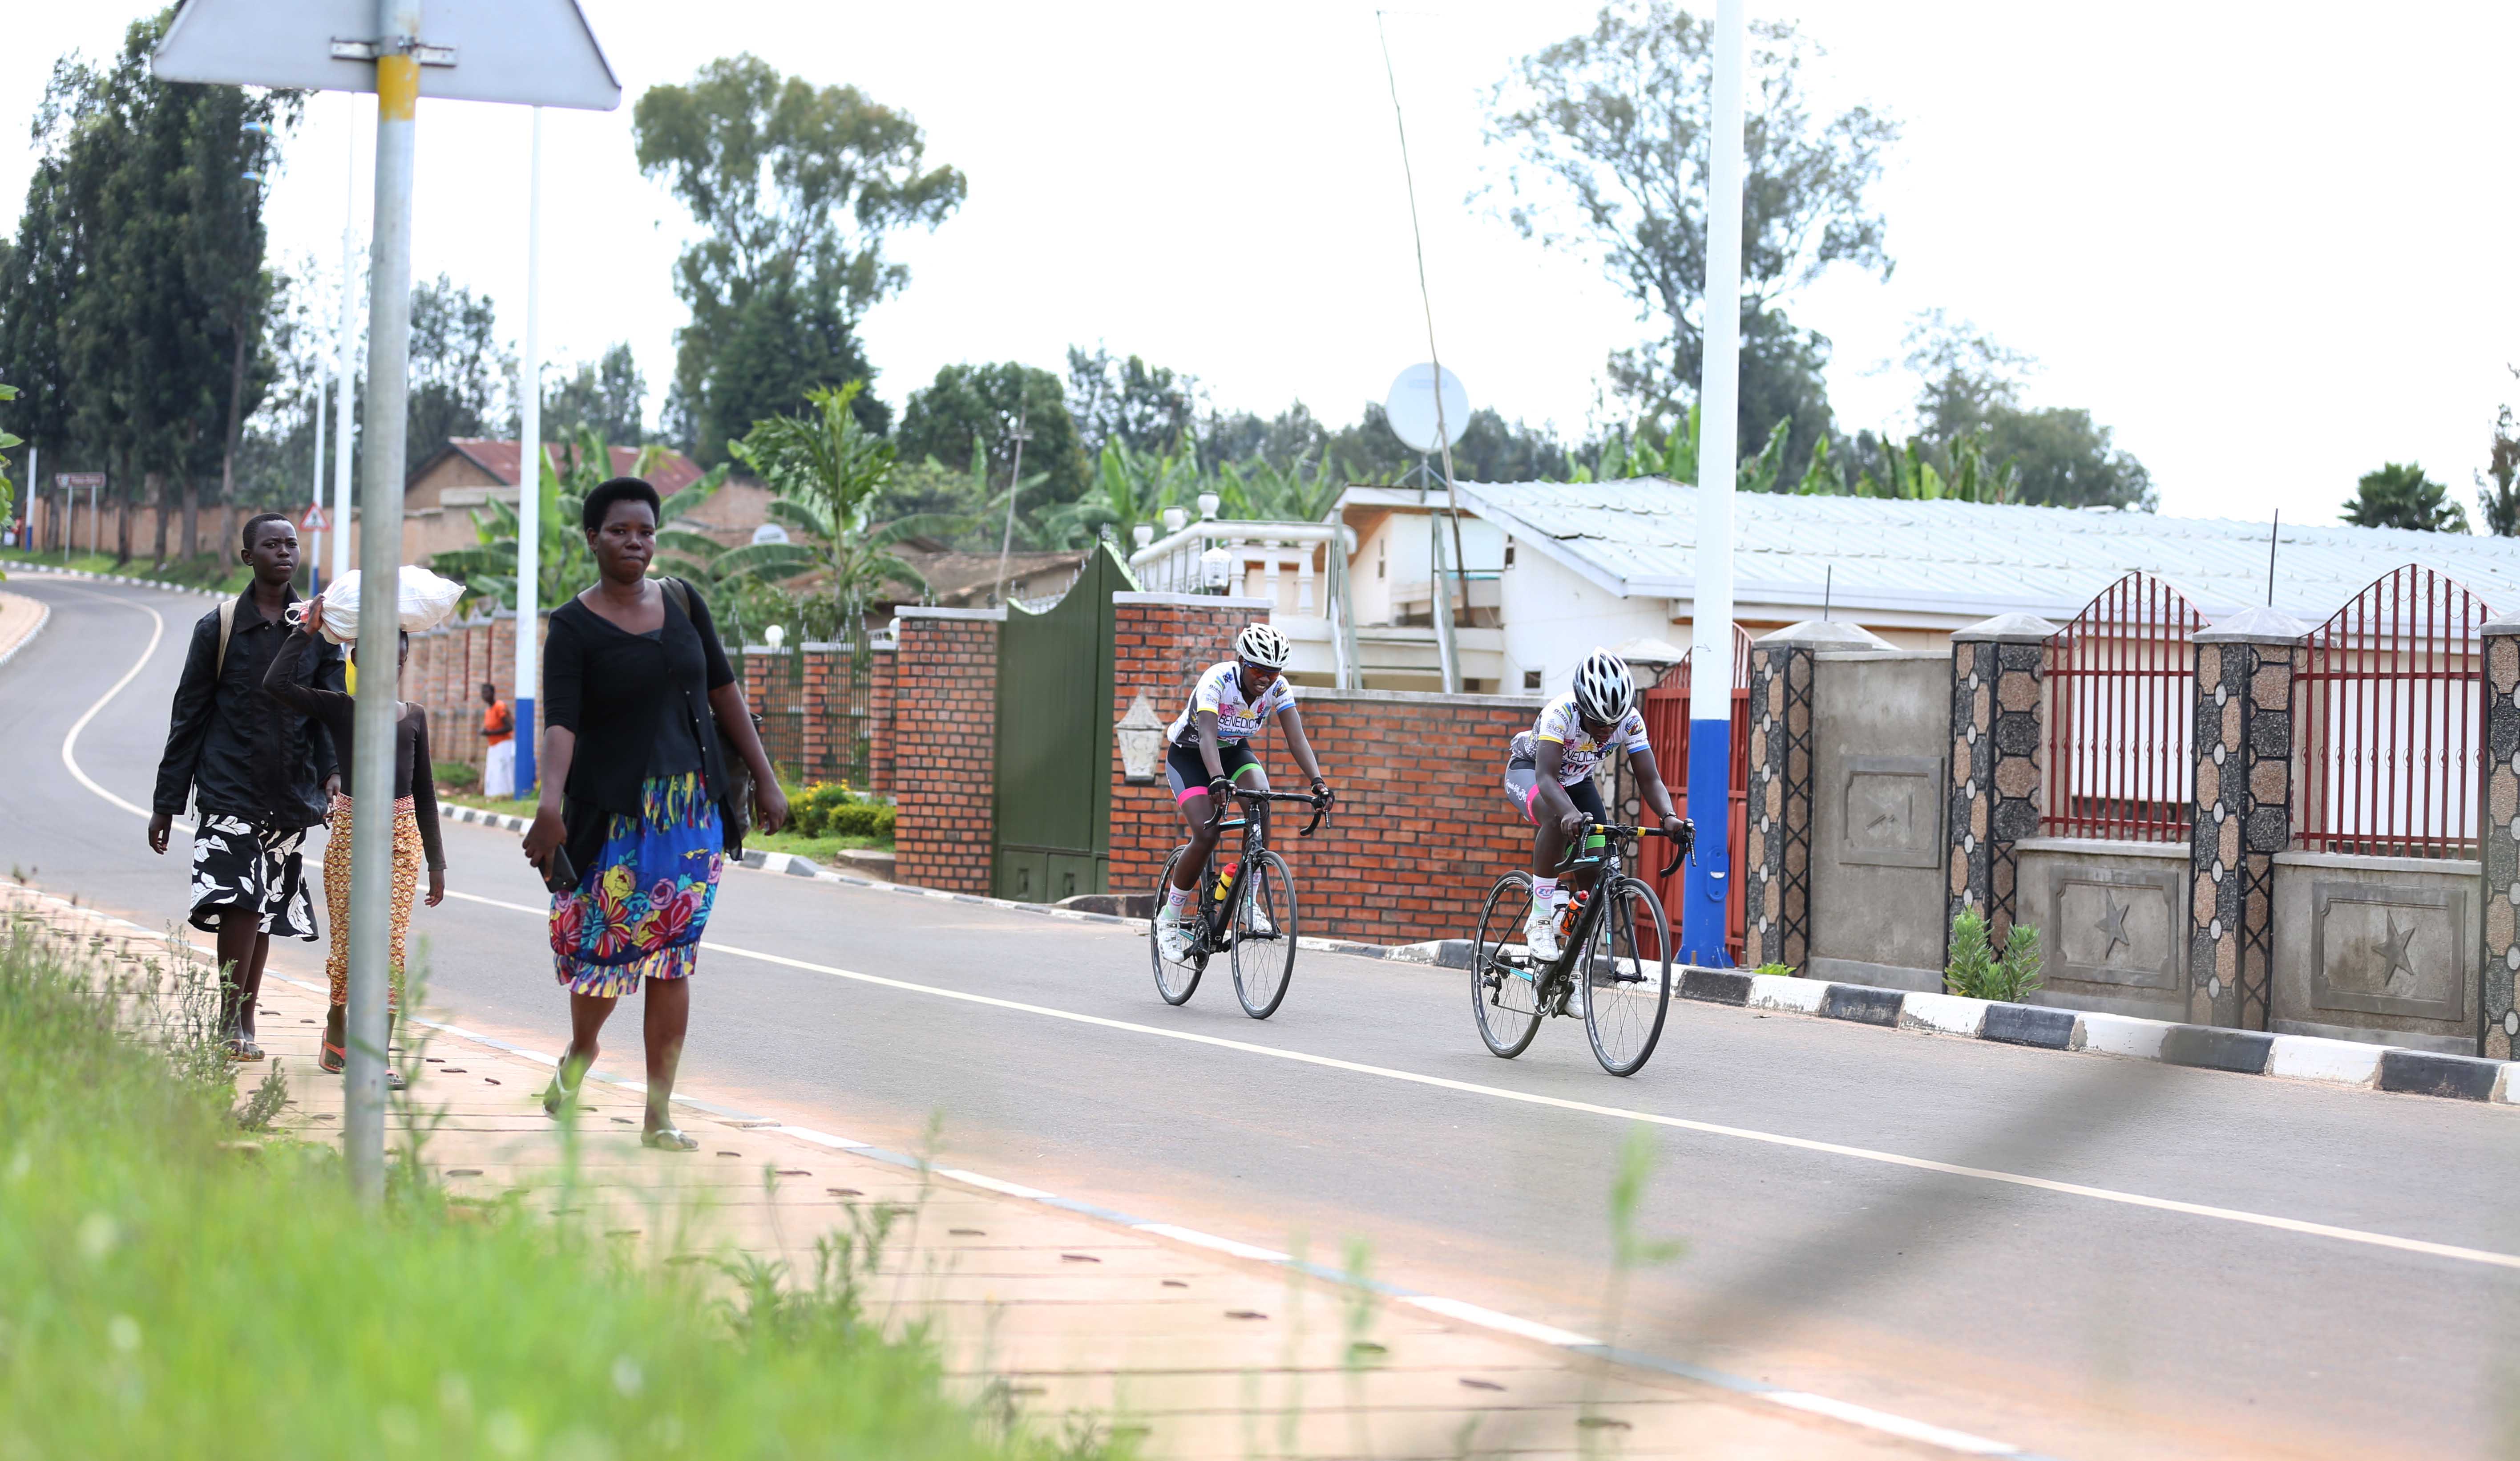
[751,523,790,546]
[1383,364,1470,453]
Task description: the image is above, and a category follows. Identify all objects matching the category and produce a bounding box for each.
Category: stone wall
[2269,851,2481,1054]
[2013,838,2189,1020]
[892,608,1002,893]
[1808,649,1951,988]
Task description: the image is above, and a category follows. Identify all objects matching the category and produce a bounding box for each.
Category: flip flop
[540,1064,586,1117]
[226,1039,266,1063]
[319,1041,346,1074]
[639,1127,698,1152]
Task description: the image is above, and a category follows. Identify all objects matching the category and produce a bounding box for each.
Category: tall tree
[2478,372,2520,537]
[897,362,1086,509]
[542,343,648,446]
[2344,462,2468,533]
[1483,0,1895,478]
[405,275,509,463]
[1898,312,2152,510]
[634,55,964,461]
[1066,347,1199,458]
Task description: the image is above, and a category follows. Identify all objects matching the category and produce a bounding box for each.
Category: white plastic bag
[294,565,467,643]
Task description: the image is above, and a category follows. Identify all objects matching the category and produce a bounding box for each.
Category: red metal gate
[2297,566,2491,858]
[1635,627,1752,962]
[2043,571,2202,842]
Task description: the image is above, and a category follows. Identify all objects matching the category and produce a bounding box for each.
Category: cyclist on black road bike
[1156,623,1333,963]
[1505,649,1689,980]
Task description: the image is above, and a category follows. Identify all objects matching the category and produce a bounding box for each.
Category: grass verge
[0,913,1114,1459]
[0,545,252,594]
[438,791,894,865]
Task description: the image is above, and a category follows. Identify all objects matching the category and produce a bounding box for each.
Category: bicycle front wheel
[1149,848,1203,1006]
[1229,850,1298,1019]
[1583,877,1673,1077]
[1471,873,1544,1058]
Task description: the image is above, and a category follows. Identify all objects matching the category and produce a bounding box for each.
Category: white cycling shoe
[1155,909,1195,963]
[1563,973,1588,1020]
[1522,907,1562,963]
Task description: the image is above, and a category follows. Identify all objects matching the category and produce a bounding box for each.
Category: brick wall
[411,612,545,773]
[1105,592,1539,944]
[893,609,1002,892]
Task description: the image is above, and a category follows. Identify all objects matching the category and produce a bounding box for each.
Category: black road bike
[1470,822,1689,1076]
[1149,788,1327,1019]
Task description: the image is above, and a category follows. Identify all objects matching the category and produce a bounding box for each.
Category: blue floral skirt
[549,773,722,998]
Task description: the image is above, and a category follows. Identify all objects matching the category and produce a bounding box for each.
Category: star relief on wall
[2380,911,2419,988]
[2092,892,2131,965]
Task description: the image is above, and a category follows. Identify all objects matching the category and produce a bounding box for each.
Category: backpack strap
[658,575,691,619]
[213,596,238,682]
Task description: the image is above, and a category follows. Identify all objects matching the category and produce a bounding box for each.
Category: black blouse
[543,578,737,869]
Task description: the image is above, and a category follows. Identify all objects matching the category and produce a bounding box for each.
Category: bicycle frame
[1529,823,1688,995]
[1191,789,1326,951]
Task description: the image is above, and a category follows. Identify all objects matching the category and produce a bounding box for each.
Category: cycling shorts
[1504,757,1606,826]
[1166,740,1263,803]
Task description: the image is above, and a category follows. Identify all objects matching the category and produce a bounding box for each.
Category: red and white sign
[299,504,331,533]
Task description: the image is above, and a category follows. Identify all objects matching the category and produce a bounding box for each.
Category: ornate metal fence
[2042,572,2203,842]
[2297,566,2492,858]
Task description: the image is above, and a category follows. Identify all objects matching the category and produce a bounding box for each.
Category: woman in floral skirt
[521,477,787,1149]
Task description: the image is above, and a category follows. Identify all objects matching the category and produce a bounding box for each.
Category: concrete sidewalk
[4,880,1965,1461]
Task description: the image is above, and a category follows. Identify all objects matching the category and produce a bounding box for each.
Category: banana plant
[432,425,725,609]
[1049,439,1201,545]
[722,382,939,619]
[1213,450,1348,523]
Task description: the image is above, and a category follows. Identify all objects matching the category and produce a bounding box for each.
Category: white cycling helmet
[1235,622,1292,670]
[1571,648,1636,724]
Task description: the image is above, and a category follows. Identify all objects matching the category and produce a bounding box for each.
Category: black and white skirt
[187,815,319,941]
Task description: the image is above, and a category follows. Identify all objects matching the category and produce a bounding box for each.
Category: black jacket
[543,579,736,874]
[152,587,342,828]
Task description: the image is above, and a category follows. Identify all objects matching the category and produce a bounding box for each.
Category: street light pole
[1681,0,1746,968]
[333,112,357,587]
[513,106,543,795]
[345,0,422,1206]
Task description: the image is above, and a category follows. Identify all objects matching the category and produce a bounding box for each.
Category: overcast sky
[6,1,2516,529]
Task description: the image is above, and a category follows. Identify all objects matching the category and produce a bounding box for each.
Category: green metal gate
[992,544,1131,903]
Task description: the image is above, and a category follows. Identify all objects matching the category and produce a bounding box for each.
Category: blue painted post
[513,695,536,796]
[1679,0,1747,968]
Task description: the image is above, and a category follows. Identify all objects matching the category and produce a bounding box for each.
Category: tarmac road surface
[6,573,2517,1461]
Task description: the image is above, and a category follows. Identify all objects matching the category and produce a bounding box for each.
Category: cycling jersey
[1508,693,1651,786]
[1168,660,1296,746]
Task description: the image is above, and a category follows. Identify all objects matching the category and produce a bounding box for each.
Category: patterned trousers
[323,793,423,1009]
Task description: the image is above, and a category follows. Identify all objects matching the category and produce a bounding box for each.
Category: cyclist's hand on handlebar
[1309,776,1333,808]
[1207,777,1235,808]
[1557,809,1590,838]
[1659,813,1688,841]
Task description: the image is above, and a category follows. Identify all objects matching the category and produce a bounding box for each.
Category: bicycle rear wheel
[1229,850,1298,1019]
[1583,877,1673,1076]
[1148,848,1203,1006]
[1471,873,1544,1058]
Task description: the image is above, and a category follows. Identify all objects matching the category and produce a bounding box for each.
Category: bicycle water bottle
[1213,859,1239,903]
[1560,888,1586,939]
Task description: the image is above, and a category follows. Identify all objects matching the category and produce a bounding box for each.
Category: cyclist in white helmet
[1503,648,1688,967]
[1156,622,1333,961]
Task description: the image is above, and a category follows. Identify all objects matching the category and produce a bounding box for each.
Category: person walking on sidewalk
[480,682,517,797]
[521,477,787,1150]
[148,513,342,1060]
[263,595,446,1079]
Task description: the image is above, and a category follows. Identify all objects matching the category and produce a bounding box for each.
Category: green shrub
[826,802,897,840]
[0,920,1113,1460]
[1753,962,1797,978]
[791,781,862,838]
[1944,909,2044,1001]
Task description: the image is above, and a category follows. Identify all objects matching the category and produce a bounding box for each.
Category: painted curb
[4,561,230,600]
[0,595,52,674]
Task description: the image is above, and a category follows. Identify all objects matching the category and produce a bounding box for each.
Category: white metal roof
[1421,478,2520,627]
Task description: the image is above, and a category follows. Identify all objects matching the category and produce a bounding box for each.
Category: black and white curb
[1674,968,2519,1106]
[4,561,230,599]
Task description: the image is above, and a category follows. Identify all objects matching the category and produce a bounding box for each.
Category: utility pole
[1680,0,1746,969]
[333,113,357,587]
[513,106,544,794]
[991,411,1031,608]
[309,348,328,592]
[343,0,423,1206]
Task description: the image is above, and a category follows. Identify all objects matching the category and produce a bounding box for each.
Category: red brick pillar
[1106,594,1274,900]
[868,644,897,799]
[893,608,1002,893]
[800,644,833,783]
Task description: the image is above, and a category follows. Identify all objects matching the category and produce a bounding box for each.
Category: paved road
[7,574,2518,1461]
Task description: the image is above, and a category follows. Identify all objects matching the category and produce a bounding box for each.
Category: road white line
[57,585,167,822]
[428,886,2520,1273]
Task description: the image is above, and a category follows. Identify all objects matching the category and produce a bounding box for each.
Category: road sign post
[155,0,619,1209]
[513,108,543,797]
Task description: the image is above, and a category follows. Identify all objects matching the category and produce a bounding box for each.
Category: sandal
[640,1126,698,1152]
[226,1039,266,1063]
[319,1040,346,1074]
[540,1064,586,1117]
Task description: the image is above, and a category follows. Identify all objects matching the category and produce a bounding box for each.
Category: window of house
[1523,669,1543,691]
[1504,539,1515,567]
[1376,539,1385,580]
